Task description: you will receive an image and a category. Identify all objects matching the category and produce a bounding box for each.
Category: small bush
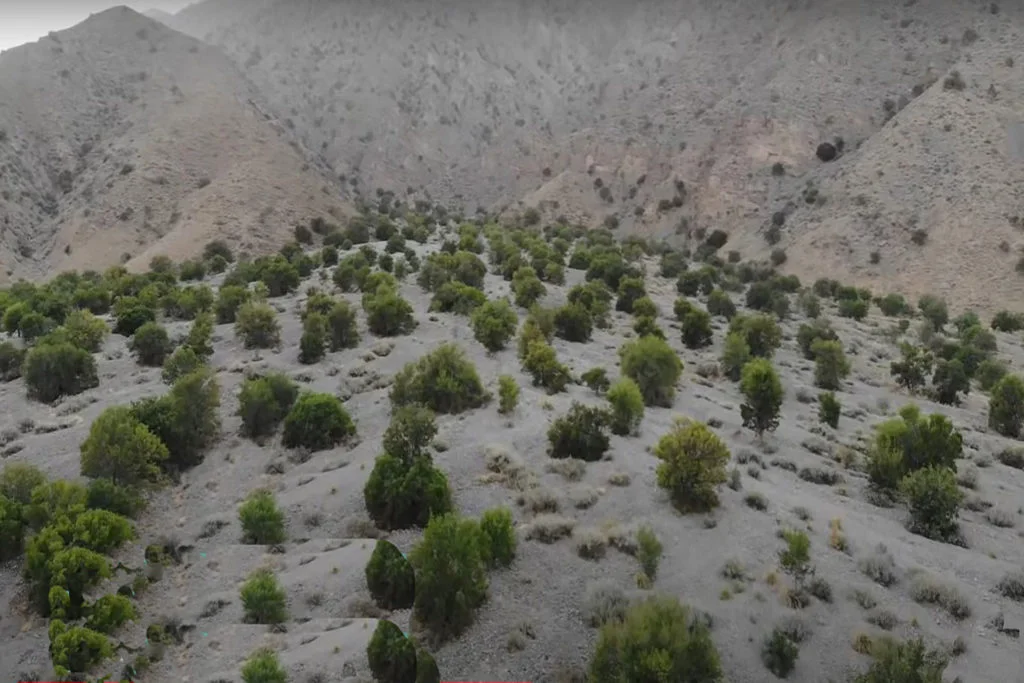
[238,489,286,545]
[128,322,172,367]
[214,285,250,324]
[161,345,203,385]
[680,308,714,349]
[729,313,782,358]
[326,300,360,350]
[113,303,156,336]
[478,507,517,568]
[890,344,933,394]
[976,358,1008,391]
[390,344,488,413]
[61,310,108,353]
[988,374,1024,438]
[918,295,949,330]
[619,336,683,407]
[812,339,850,390]
[909,574,970,620]
[282,393,356,451]
[80,406,168,488]
[901,467,962,542]
[818,392,841,428]
[430,281,486,315]
[85,478,144,519]
[838,298,869,321]
[471,299,518,352]
[522,340,571,394]
[583,580,630,627]
[240,568,288,624]
[365,539,415,610]
[606,377,645,436]
[720,332,751,382]
[363,453,453,530]
[382,405,437,462]
[762,628,800,678]
[238,373,298,439]
[84,593,136,634]
[23,342,98,403]
[0,341,25,382]
[655,419,730,513]
[235,302,280,349]
[410,513,488,641]
[548,403,611,462]
[588,596,721,683]
[497,375,519,415]
[365,288,417,336]
[852,637,948,683]
[512,266,547,308]
[615,276,647,314]
[0,463,46,505]
[581,367,610,394]
[367,620,418,683]
[48,622,114,677]
[996,571,1024,601]
[740,359,784,437]
[991,310,1024,332]
[636,525,662,580]
[706,290,736,319]
[554,302,594,342]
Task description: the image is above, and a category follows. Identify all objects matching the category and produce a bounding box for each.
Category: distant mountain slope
[163,0,1024,311]
[0,6,350,283]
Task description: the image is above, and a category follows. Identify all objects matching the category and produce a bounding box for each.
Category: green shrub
[85,478,144,518]
[553,302,593,342]
[568,280,612,327]
[720,331,752,382]
[762,627,800,678]
[61,310,107,353]
[918,295,949,330]
[430,281,487,315]
[890,344,933,394]
[258,256,300,297]
[818,392,841,429]
[615,276,647,314]
[636,525,663,580]
[522,340,572,394]
[131,367,220,472]
[80,407,168,488]
[588,596,721,683]
[23,342,98,403]
[67,508,134,554]
[655,419,730,513]
[365,288,416,336]
[382,405,437,462]
[796,320,839,360]
[852,637,947,683]
[365,540,415,610]
[0,462,46,505]
[239,489,286,545]
[363,453,453,530]
[988,374,1024,438]
[706,289,736,319]
[729,314,782,358]
[931,359,969,406]
[471,299,518,352]
[238,373,299,439]
[478,507,517,568]
[297,312,328,364]
[619,336,683,407]
[321,245,339,266]
[633,316,665,340]
[214,285,250,324]
[497,375,519,415]
[812,339,850,390]
[49,622,113,677]
[410,513,488,641]
[367,620,418,683]
[85,593,136,634]
[23,480,87,531]
[991,310,1024,333]
[0,494,25,561]
[235,302,281,349]
[512,266,547,308]
[581,367,610,394]
[867,407,962,490]
[838,298,869,320]
[112,303,156,336]
[607,377,645,436]
[391,344,488,413]
[42,546,111,617]
[185,311,214,358]
[0,341,25,381]
[240,568,288,624]
[161,345,203,385]
[128,322,172,367]
[282,393,355,451]
[740,359,783,437]
[631,296,659,319]
[548,403,611,462]
[901,467,963,542]
[680,308,713,349]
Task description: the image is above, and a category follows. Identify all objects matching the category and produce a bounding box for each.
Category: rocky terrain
[1,211,1024,682]
[0,7,350,285]
[157,0,1024,313]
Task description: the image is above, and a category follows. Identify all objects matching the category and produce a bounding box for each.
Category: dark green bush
[367,619,418,683]
[588,596,721,683]
[567,280,612,327]
[390,344,488,413]
[818,392,841,429]
[478,507,517,568]
[214,285,250,324]
[991,310,1024,333]
[812,339,850,390]
[48,621,113,678]
[615,276,647,314]
[0,463,46,505]
[890,344,933,394]
[868,407,962,490]
[382,405,437,463]
[581,367,610,394]
[512,266,547,308]
[729,314,782,358]
[363,453,453,530]
[238,373,299,439]
[84,593,136,635]
[258,256,300,297]
[655,419,730,513]
[112,303,156,337]
[838,298,869,320]
[471,299,518,352]
[161,346,203,385]
[607,377,645,436]
[497,375,519,415]
[240,568,288,624]
[235,302,280,349]
[901,466,962,542]
[130,368,220,472]
[740,359,783,437]
[762,627,800,678]
[80,406,168,488]
[0,494,25,561]
[918,295,949,330]
[554,302,593,342]
[365,288,416,336]
[298,312,328,364]
[61,310,108,353]
[619,336,683,407]
[931,359,969,406]
[282,393,356,451]
[976,358,1009,391]
[680,308,713,349]
[365,540,415,610]
[989,374,1024,437]
[797,320,839,360]
[410,513,488,641]
[0,341,25,382]
[128,322,172,367]
[238,489,286,545]
[23,342,99,403]
[430,281,486,315]
[522,340,571,394]
[547,403,611,462]
[85,478,144,519]
[706,289,736,319]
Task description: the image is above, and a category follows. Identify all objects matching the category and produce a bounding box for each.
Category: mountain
[0,5,350,284]
[161,0,1024,312]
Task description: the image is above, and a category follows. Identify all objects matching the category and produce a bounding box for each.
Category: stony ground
[2,229,1024,683]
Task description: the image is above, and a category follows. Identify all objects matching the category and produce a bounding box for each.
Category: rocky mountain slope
[0,6,349,284]
[156,0,1024,313]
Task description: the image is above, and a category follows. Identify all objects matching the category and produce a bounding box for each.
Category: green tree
[382,405,437,463]
[214,285,250,324]
[811,339,850,390]
[890,344,933,394]
[730,314,782,358]
[365,540,415,609]
[654,419,730,513]
[238,373,299,439]
[367,620,418,683]
[23,342,98,403]
[547,403,611,461]
[239,489,287,545]
[901,467,963,542]
[161,345,203,385]
[818,392,841,429]
[240,568,288,624]
[680,308,714,349]
[471,299,518,352]
[363,454,453,530]
[988,374,1024,438]
[615,276,647,314]
[553,302,593,342]
[327,300,360,350]
[282,393,356,451]
[497,375,519,415]
[931,358,969,406]
[478,507,517,569]
[720,331,751,382]
[918,295,949,331]
[607,377,645,436]
[61,310,108,352]
[235,302,281,349]
[365,288,417,336]
[740,359,784,437]
[298,312,328,364]
[390,344,488,413]
[619,336,683,407]
[79,407,168,488]
[129,322,173,366]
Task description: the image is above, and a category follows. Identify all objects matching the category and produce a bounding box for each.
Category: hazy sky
[0,0,198,51]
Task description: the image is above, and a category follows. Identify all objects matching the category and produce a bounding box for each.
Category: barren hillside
[156,0,1024,312]
[0,6,350,284]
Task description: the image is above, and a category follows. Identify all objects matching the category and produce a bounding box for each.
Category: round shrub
[607,377,645,436]
[471,299,518,352]
[589,596,722,683]
[241,647,287,683]
[901,466,963,542]
[129,322,172,367]
[522,340,571,394]
[554,302,593,342]
[631,296,659,319]
[161,345,203,385]
[48,622,114,678]
[240,568,287,624]
[84,593,136,635]
[988,374,1024,438]
[80,407,168,488]
[298,312,328,364]
[615,276,647,313]
[548,403,611,462]
[797,320,839,360]
[282,393,356,451]
[720,331,752,382]
[729,314,782,358]
[62,310,108,353]
[365,540,415,610]
[239,489,286,545]
[367,619,418,683]
[680,308,713,349]
[23,342,98,403]
[430,281,486,315]
[655,419,730,513]
[363,453,453,530]
[365,289,416,336]
[113,303,155,336]
[382,405,437,462]
[619,336,683,407]
[235,302,281,349]
[812,339,851,390]
[931,358,969,406]
[512,266,547,308]
[478,507,517,569]
[707,289,736,319]
[0,462,46,505]
[918,295,949,330]
[327,300,360,350]
[410,513,488,641]
[740,358,784,437]
[85,478,144,519]
[215,285,250,324]
[390,344,488,414]
[976,359,1008,392]
[238,373,299,439]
